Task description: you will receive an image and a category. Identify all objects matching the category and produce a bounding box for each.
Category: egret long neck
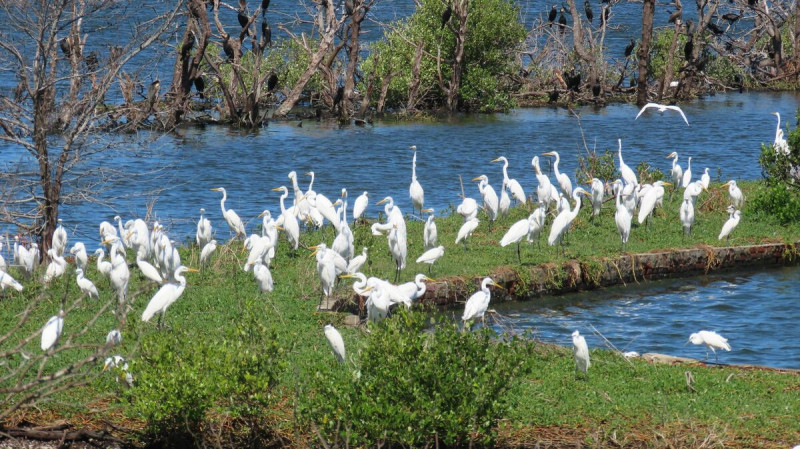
[219,190,228,215]
[412,152,417,181]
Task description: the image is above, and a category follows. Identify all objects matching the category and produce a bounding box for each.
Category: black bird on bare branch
[584,1,593,24]
[548,4,557,26]
[624,38,635,58]
[558,8,567,34]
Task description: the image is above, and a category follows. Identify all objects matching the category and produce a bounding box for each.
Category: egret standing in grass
[682,156,693,188]
[455,217,480,250]
[637,181,671,225]
[196,208,213,248]
[666,152,683,198]
[141,266,199,328]
[718,207,741,242]
[572,330,590,376]
[462,277,502,326]
[75,268,99,299]
[41,310,64,352]
[614,181,632,251]
[473,175,499,226]
[617,139,638,187]
[324,324,346,364]
[687,330,731,361]
[680,198,695,236]
[273,186,300,251]
[352,191,369,224]
[211,187,246,241]
[0,270,23,292]
[548,188,589,250]
[69,242,88,271]
[422,208,438,250]
[589,178,604,219]
[416,245,444,274]
[200,239,217,266]
[722,180,744,207]
[409,146,425,213]
[347,247,368,274]
[500,212,538,262]
[700,168,710,190]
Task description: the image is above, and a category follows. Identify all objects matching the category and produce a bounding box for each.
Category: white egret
[555,193,569,215]
[416,245,444,274]
[492,156,526,204]
[210,187,246,240]
[141,266,199,326]
[590,178,604,218]
[542,151,573,197]
[347,247,368,274]
[200,239,217,266]
[680,198,695,236]
[395,273,432,305]
[681,156,693,188]
[548,188,589,249]
[462,277,502,324]
[136,246,163,284]
[617,139,638,187]
[14,237,33,279]
[324,324,346,364]
[374,197,407,282]
[528,203,547,246]
[311,244,346,301]
[332,220,351,262]
[723,180,744,207]
[700,168,710,190]
[352,191,369,224]
[94,248,112,277]
[258,210,278,260]
[75,268,99,299]
[41,310,64,351]
[366,283,391,323]
[572,330,591,374]
[103,355,133,386]
[243,234,270,272]
[456,197,479,221]
[637,181,671,224]
[0,240,6,273]
[422,208,438,250]
[498,180,510,218]
[115,216,133,248]
[52,219,67,257]
[635,102,689,125]
[338,189,355,260]
[107,240,130,302]
[613,181,632,251]
[683,180,705,205]
[772,112,790,155]
[196,208,213,248]
[473,175,499,224]
[0,270,23,292]
[687,330,731,361]
[310,191,340,228]
[43,248,67,284]
[666,152,683,188]
[272,186,300,250]
[106,329,122,345]
[718,208,741,241]
[252,261,274,292]
[455,218,480,249]
[531,156,559,206]
[69,242,88,271]
[500,213,538,262]
[99,220,117,248]
[409,146,425,213]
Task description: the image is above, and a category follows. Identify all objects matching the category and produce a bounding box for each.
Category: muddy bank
[419,241,800,306]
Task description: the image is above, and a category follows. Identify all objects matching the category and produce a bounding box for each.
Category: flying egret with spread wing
[635,102,689,125]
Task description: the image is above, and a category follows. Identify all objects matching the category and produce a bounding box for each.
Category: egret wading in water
[211,187,246,241]
[409,146,425,213]
[324,324,346,364]
[686,330,731,361]
[141,266,199,328]
[462,277,502,327]
[572,330,590,377]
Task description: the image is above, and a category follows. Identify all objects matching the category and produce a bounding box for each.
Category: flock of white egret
[4,108,788,380]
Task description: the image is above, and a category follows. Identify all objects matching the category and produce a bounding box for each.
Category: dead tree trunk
[407,41,424,110]
[658,22,681,101]
[168,0,211,125]
[446,0,469,112]
[342,0,373,119]
[636,0,655,106]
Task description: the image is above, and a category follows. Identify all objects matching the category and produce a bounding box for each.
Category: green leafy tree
[751,110,800,224]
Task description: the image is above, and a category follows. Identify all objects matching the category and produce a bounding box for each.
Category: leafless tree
[0,0,182,258]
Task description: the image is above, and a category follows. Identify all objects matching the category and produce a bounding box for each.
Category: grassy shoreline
[1,179,799,447]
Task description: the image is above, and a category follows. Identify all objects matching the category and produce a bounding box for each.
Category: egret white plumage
[542,151,573,196]
[718,208,741,241]
[456,197,479,221]
[772,112,790,155]
[52,219,67,257]
[666,152,683,197]
[141,266,199,327]
[200,239,217,266]
[272,186,300,250]
[0,270,23,292]
[455,218,479,249]
[94,248,112,277]
[617,139,638,187]
[196,208,213,248]
[347,247,368,274]
[590,178,604,218]
[258,210,278,260]
[324,324,346,364]
[492,156,526,204]
[498,180,510,218]
[462,277,502,324]
[312,244,338,300]
[43,248,67,284]
[69,242,88,271]
[374,196,407,282]
[394,273,432,305]
[422,208,438,249]
[409,146,425,213]
[41,310,64,351]
[352,191,369,223]
[500,213,537,262]
[107,239,130,302]
[106,329,122,345]
[637,181,671,224]
[528,203,547,246]
[473,175,499,224]
[613,181,632,251]
[680,198,694,236]
[635,102,689,125]
[700,168,710,190]
[682,156,693,188]
[75,268,99,299]
[103,355,133,386]
[572,330,591,374]
[115,216,133,248]
[211,187,246,240]
[723,180,744,207]
[252,261,274,292]
[136,246,163,284]
[683,180,705,205]
[416,245,444,273]
[531,156,558,206]
[548,188,589,249]
[243,234,272,271]
[687,330,730,361]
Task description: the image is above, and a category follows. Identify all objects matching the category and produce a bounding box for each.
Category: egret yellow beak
[376,198,389,205]
[186,268,200,273]
[492,282,504,289]
[304,172,313,176]
[421,208,434,213]
[721,181,731,187]
[340,274,355,279]
[257,211,267,218]
[663,182,673,187]
[472,176,482,181]
[542,151,556,156]
[276,225,285,231]
[491,157,502,163]
[271,187,283,192]
[211,187,221,191]
[424,276,435,282]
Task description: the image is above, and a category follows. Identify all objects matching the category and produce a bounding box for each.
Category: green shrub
[636,161,664,184]
[127,303,285,445]
[752,109,800,223]
[302,309,534,447]
[750,184,800,224]
[576,149,619,185]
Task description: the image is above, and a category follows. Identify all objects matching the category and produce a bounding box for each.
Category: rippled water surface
[490,266,800,369]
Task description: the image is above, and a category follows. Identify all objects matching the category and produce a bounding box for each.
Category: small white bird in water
[324,324,346,364]
[572,330,590,375]
[687,330,731,361]
[635,102,689,125]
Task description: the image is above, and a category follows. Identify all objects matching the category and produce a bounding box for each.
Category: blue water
[490,266,800,369]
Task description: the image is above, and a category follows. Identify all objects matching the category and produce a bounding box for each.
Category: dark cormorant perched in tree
[267,73,278,92]
[684,34,694,62]
[441,4,452,29]
[584,1,593,24]
[59,37,72,57]
[548,4,557,26]
[592,83,601,97]
[707,22,724,36]
[333,86,344,108]
[345,0,355,15]
[194,76,205,99]
[261,0,270,15]
[558,8,567,34]
[147,80,160,111]
[624,38,635,57]
[548,87,559,103]
[722,12,741,24]
[262,19,271,46]
[668,9,682,23]
[564,69,581,91]
[237,9,249,28]
[222,35,237,61]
